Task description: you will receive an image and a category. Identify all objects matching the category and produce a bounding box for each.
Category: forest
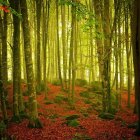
[0,0,140,139]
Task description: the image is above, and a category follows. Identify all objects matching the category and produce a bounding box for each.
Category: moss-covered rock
[98,112,115,120]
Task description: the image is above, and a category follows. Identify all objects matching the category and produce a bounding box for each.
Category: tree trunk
[131,0,140,135]
[20,0,42,128]
[2,12,8,84]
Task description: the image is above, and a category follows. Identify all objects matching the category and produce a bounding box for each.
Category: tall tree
[20,0,42,128]
[36,0,42,90]
[102,0,111,112]
[2,12,8,84]
[56,0,63,88]
[10,0,24,121]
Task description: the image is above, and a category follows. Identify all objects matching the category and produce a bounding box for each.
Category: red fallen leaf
[0,6,10,13]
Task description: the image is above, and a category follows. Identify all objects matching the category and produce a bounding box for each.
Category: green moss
[65,114,80,120]
[98,112,115,120]
[54,95,68,103]
[66,119,79,127]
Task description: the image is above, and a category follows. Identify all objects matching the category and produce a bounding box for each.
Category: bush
[75,79,87,87]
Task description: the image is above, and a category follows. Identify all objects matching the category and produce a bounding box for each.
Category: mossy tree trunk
[20,0,42,128]
[2,12,8,84]
[102,0,112,112]
[35,0,42,91]
[10,0,24,121]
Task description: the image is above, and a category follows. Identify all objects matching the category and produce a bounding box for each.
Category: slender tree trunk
[124,2,131,108]
[61,4,67,89]
[56,0,63,88]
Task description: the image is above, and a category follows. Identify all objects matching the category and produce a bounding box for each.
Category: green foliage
[90,81,102,93]
[65,114,80,120]
[0,0,22,18]
[54,95,68,103]
[52,79,61,86]
[59,0,95,31]
[98,112,115,120]
[75,79,87,87]
[66,119,79,127]
[80,91,90,98]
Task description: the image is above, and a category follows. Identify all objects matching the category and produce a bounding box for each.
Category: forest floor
[2,83,140,140]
